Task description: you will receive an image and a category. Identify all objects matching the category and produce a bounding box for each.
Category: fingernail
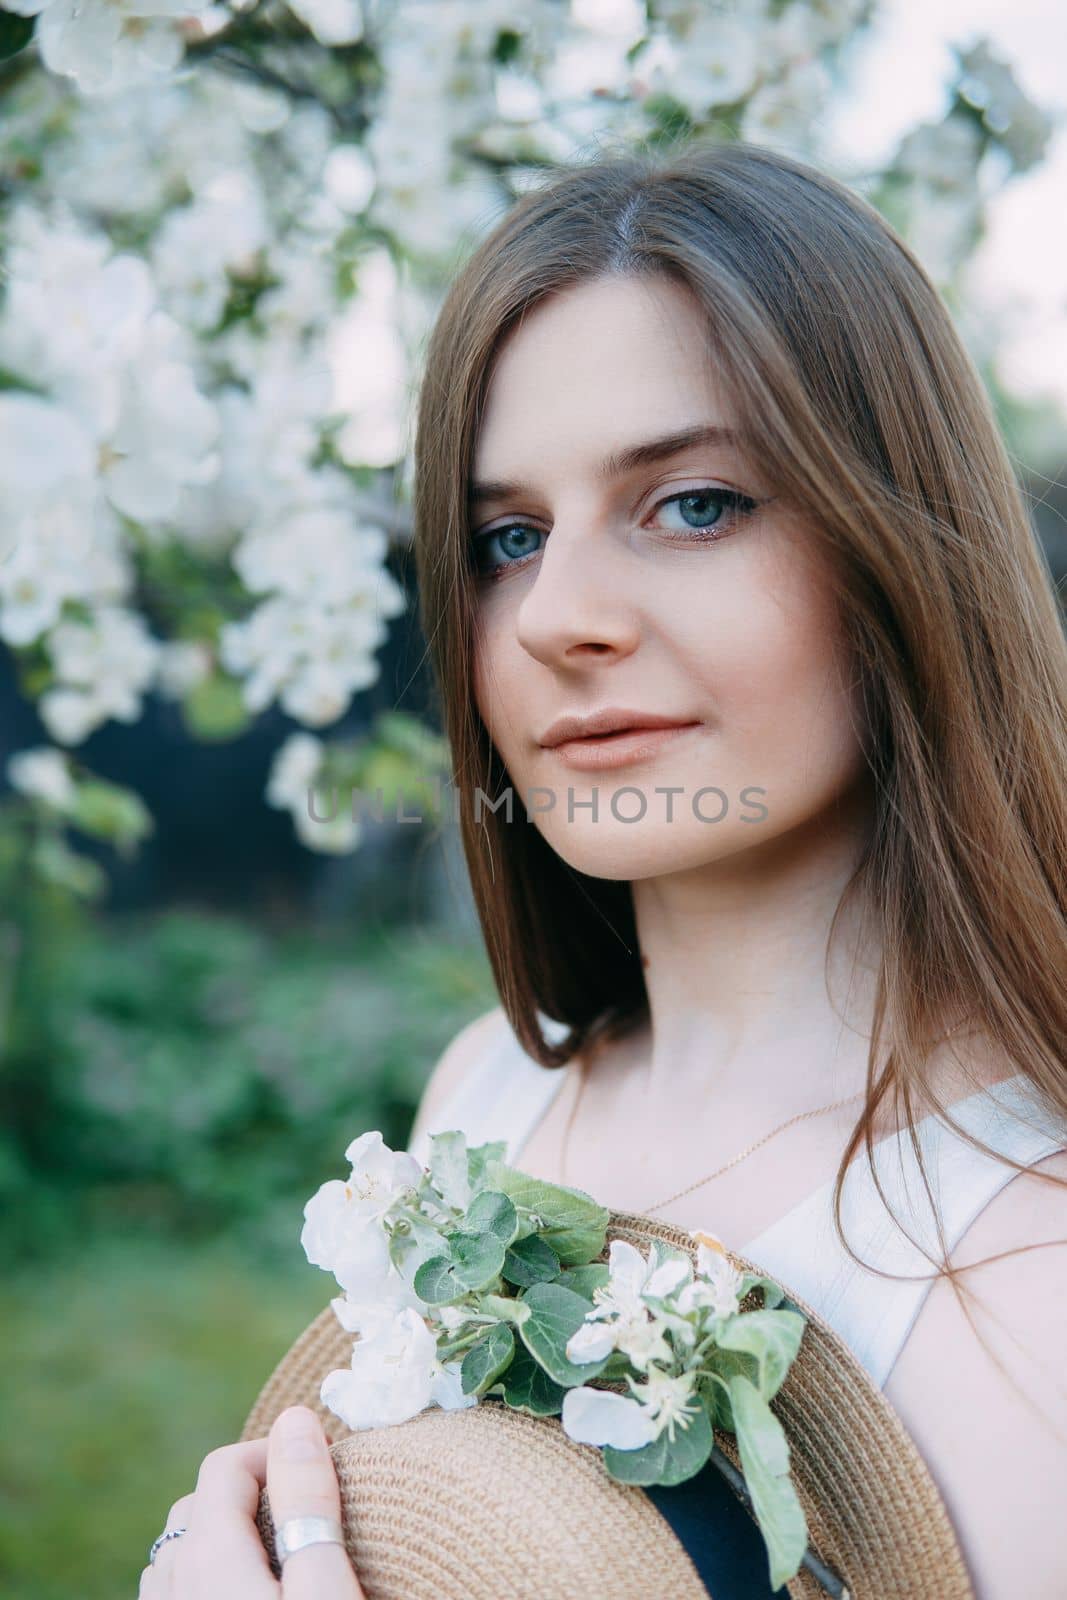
[277,1407,323,1461]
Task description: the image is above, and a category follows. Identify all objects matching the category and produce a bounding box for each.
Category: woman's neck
[629,800,881,1113]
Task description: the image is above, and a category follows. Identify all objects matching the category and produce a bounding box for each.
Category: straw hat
[241,1210,974,1600]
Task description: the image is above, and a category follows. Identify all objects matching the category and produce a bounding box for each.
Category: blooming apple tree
[0,0,1053,890]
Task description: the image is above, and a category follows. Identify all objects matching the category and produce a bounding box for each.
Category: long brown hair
[411,137,1067,1326]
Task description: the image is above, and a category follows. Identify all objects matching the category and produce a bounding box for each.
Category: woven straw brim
[241,1211,974,1600]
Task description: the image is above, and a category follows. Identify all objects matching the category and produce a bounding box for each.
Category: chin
[536,819,749,883]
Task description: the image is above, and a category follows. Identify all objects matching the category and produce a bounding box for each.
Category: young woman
[140,140,1067,1600]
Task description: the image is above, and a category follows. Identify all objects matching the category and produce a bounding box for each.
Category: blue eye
[470,523,546,579]
[470,484,761,580]
[652,487,757,537]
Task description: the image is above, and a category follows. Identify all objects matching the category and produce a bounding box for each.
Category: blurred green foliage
[0,906,499,1600]
[2,906,499,1265]
[0,1232,333,1600]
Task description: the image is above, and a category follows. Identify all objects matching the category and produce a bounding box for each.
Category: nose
[514,517,641,669]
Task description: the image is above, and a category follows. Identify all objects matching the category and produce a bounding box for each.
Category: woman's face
[469,272,871,883]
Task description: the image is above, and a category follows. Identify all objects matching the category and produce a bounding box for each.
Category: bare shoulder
[883,1146,1067,1600]
[407,1005,507,1149]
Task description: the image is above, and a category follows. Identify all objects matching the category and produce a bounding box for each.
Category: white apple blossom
[268,734,363,854]
[635,1367,703,1443]
[740,56,832,156]
[256,246,339,338]
[286,0,364,47]
[590,1238,692,1321]
[6,747,78,812]
[0,394,131,638]
[344,1129,424,1205]
[294,797,364,855]
[0,207,155,402]
[233,513,397,607]
[38,607,163,745]
[329,1267,427,1336]
[174,339,342,547]
[896,115,985,190]
[642,15,763,116]
[300,1128,424,1283]
[101,311,221,522]
[40,74,268,217]
[566,1237,690,1371]
[218,496,406,728]
[302,1179,391,1277]
[151,170,271,332]
[561,1383,658,1449]
[219,591,389,726]
[320,1304,476,1430]
[0,507,121,648]
[266,732,326,812]
[0,208,220,527]
[674,1234,745,1320]
[156,640,214,699]
[562,1361,701,1450]
[2,0,217,96]
[956,37,1053,171]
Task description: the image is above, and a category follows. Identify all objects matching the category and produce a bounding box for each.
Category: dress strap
[406,1010,571,1167]
[740,1074,1066,1389]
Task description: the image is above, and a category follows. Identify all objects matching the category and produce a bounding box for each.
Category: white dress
[407,1009,1067,1389]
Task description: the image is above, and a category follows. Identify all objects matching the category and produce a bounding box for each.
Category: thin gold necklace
[559,1050,867,1215]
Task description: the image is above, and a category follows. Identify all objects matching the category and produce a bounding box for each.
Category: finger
[137,1492,196,1597]
[184,1437,276,1590]
[267,1406,365,1600]
[164,1492,197,1531]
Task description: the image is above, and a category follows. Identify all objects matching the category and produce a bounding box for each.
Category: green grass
[0,909,501,1595]
[0,1229,333,1600]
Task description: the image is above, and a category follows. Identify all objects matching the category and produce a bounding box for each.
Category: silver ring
[148,1526,187,1565]
[274,1514,345,1565]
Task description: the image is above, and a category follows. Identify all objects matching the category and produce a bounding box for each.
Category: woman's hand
[139,1404,367,1599]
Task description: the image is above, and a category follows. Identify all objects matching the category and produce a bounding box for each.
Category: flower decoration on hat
[300,1127,811,1593]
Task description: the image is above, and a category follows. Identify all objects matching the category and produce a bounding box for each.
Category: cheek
[713,595,862,793]
[472,619,518,753]
[671,548,864,793]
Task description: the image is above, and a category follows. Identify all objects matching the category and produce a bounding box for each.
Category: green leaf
[429,1130,471,1211]
[704,1342,760,1395]
[412,1254,459,1305]
[479,1293,530,1328]
[496,1344,567,1416]
[702,1372,736,1431]
[482,1162,609,1265]
[0,11,34,58]
[29,837,107,901]
[449,1229,505,1292]
[714,1309,806,1401]
[467,1138,507,1194]
[558,1262,610,1300]
[738,1271,788,1309]
[729,1375,809,1592]
[517,1282,611,1387]
[501,1232,560,1287]
[70,782,153,851]
[460,1323,515,1396]
[602,1403,713,1487]
[182,674,250,740]
[388,1211,447,1282]
[647,1239,694,1277]
[463,1189,518,1245]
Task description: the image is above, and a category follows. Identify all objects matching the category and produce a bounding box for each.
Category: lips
[539,708,699,748]
[545,722,700,771]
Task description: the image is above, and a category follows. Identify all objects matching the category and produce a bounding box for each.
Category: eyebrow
[468,423,744,506]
